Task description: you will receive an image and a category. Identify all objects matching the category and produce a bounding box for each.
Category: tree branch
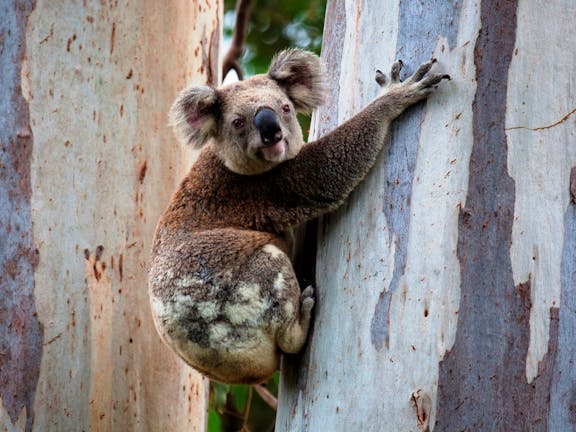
[253,383,278,411]
[222,0,253,81]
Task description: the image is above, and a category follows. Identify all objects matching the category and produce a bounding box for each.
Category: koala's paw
[376,59,450,102]
[300,285,315,317]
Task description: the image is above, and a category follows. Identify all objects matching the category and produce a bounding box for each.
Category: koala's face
[170,49,327,175]
[213,77,304,174]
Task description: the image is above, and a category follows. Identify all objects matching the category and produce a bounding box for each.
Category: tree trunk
[0,1,220,430]
[277,1,576,431]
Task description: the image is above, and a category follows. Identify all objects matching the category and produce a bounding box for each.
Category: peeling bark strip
[371,0,461,350]
[435,1,557,429]
[0,1,43,430]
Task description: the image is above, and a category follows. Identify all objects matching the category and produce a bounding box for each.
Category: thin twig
[253,383,278,411]
[240,386,253,431]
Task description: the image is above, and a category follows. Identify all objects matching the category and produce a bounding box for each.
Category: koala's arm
[265,61,449,230]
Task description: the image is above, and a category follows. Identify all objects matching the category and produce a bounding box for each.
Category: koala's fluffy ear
[268,49,327,113]
[169,85,219,148]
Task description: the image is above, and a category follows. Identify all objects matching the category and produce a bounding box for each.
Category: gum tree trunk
[277,1,576,431]
[0,1,220,430]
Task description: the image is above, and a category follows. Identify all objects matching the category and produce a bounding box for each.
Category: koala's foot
[277,285,315,354]
[300,285,315,321]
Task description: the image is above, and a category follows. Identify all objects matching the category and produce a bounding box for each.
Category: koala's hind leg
[277,284,315,354]
[241,243,315,354]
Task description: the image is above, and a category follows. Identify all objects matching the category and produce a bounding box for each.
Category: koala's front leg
[266,59,450,231]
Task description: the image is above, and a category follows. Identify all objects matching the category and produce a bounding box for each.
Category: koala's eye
[281,104,291,114]
[232,118,245,129]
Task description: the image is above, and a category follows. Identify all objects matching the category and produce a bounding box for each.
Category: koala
[149,49,449,384]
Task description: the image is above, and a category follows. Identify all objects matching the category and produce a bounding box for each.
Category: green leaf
[207,408,222,432]
[211,381,230,412]
[230,384,250,413]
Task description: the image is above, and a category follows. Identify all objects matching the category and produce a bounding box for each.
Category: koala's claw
[375,69,387,87]
[419,72,451,89]
[409,59,437,83]
[390,60,403,83]
[301,285,315,314]
[376,60,404,88]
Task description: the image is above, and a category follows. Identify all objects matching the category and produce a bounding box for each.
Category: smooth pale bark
[0,1,221,431]
[277,1,576,431]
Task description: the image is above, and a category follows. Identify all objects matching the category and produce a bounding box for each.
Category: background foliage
[223,0,325,75]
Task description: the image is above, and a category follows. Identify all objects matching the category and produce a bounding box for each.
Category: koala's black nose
[254,107,283,146]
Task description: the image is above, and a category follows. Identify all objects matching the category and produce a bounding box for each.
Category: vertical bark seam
[0,1,43,430]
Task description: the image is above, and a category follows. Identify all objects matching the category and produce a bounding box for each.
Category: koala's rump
[149,227,299,383]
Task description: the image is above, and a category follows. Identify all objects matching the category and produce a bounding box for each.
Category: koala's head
[170,49,326,175]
